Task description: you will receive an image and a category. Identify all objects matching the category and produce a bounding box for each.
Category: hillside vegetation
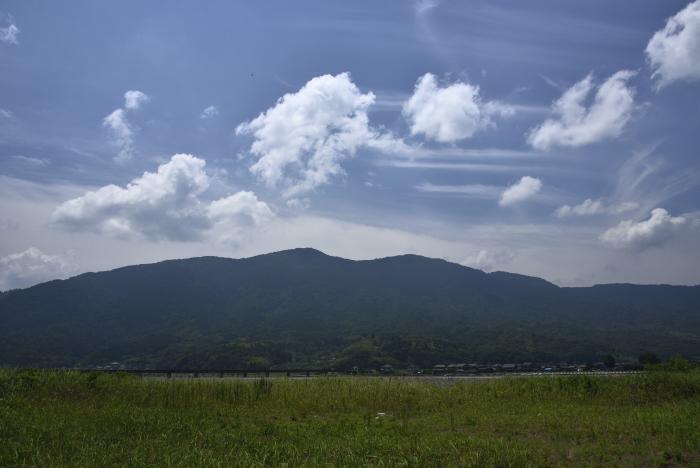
[1,248,699,368]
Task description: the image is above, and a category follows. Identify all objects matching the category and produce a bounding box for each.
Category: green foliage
[604,354,616,369]
[1,370,700,466]
[639,352,661,366]
[1,249,700,367]
[649,354,694,373]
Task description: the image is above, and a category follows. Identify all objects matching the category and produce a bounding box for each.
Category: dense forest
[1,248,699,369]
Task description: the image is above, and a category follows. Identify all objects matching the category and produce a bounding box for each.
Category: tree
[638,352,661,366]
[246,356,271,369]
[667,354,690,372]
[603,354,616,369]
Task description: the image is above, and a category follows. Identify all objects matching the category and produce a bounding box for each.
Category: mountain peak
[254,247,330,259]
[1,247,699,367]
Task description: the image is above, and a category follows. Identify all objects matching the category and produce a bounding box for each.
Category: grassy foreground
[1,371,700,466]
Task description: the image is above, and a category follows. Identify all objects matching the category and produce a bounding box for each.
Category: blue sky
[1,0,699,289]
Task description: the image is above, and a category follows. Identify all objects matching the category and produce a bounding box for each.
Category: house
[432,364,447,374]
[447,363,467,373]
[406,365,421,375]
[379,364,394,375]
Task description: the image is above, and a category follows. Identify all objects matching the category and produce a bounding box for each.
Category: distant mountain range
[1,248,699,369]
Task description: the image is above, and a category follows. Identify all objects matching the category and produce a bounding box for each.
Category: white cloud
[646,0,700,88]
[0,108,13,119]
[103,109,134,163]
[414,0,439,16]
[207,191,274,244]
[200,105,219,119]
[0,248,77,290]
[10,155,50,167]
[0,14,19,45]
[103,90,149,163]
[285,197,311,211]
[123,90,149,110]
[236,72,405,197]
[499,176,542,206]
[52,154,273,243]
[461,249,515,272]
[555,198,638,218]
[600,208,690,251]
[527,70,636,150]
[402,73,514,143]
[415,182,502,199]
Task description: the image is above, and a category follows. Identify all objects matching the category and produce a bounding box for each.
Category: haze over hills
[0,248,699,369]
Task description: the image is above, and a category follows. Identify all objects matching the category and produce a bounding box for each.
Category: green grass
[1,370,700,466]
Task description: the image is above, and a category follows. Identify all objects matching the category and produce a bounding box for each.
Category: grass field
[1,370,699,466]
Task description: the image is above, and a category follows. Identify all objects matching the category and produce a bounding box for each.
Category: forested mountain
[1,248,698,368]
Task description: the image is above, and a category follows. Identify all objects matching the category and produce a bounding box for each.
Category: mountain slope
[0,248,698,368]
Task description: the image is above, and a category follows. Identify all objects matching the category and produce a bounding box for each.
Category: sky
[1,0,699,290]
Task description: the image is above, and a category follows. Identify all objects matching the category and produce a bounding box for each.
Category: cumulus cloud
[103,90,149,163]
[646,0,700,88]
[103,109,134,162]
[555,198,639,218]
[402,73,514,143]
[0,248,77,290]
[200,105,219,119]
[461,249,515,272]
[123,90,149,110]
[499,176,542,206]
[236,72,405,197]
[599,208,690,251]
[527,70,636,150]
[0,14,19,44]
[52,154,273,243]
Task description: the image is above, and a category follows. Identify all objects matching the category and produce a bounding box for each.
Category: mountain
[1,248,699,368]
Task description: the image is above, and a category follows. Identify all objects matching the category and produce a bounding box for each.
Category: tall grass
[1,370,699,466]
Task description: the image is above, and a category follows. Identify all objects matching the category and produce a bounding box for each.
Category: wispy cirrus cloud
[612,145,700,214]
[415,182,501,199]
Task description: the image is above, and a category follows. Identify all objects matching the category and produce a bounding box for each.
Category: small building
[406,365,421,375]
[379,364,394,375]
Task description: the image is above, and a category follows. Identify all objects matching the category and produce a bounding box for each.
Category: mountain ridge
[1,248,699,368]
[5,248,697,293]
